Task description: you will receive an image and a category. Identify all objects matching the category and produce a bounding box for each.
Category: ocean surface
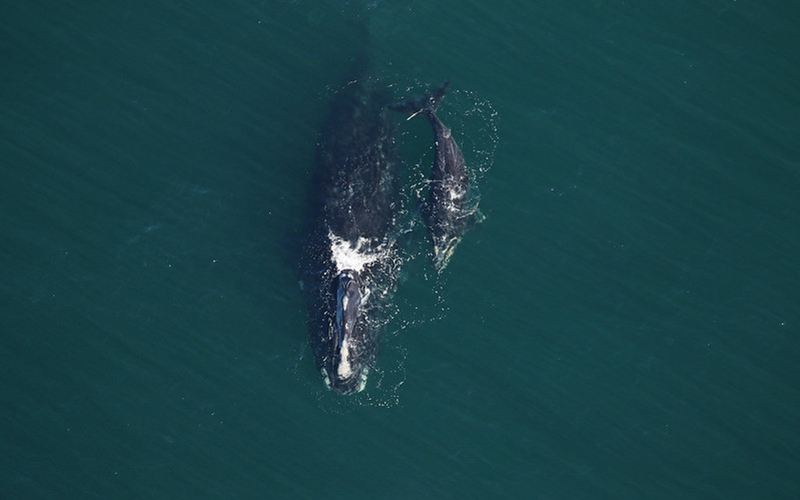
[2,1,799,498]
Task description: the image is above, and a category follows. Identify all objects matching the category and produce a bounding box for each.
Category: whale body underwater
[300,71,481,394]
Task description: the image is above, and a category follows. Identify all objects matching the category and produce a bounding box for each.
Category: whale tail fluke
[388,79,450,118]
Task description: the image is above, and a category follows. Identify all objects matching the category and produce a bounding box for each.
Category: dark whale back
[314,74,399,243]
[312,56,400,243]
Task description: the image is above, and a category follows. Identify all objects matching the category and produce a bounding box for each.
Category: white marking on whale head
[337,338,352,378]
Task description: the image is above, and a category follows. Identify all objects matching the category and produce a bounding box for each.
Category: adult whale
[300,59,402,395]
[390,80,483,271]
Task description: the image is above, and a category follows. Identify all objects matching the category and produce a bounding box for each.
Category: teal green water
[3,2,799,498]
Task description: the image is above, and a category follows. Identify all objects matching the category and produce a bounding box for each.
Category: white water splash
[328,230,391,273]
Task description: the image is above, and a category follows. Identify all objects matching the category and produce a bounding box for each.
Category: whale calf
[390,80,482,271]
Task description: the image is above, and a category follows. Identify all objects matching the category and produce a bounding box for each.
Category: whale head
[322,269,369,394]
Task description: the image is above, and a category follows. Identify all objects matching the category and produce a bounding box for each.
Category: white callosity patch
[337,338,352,378]
[355,370,368,392]
[335,289,346,337]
